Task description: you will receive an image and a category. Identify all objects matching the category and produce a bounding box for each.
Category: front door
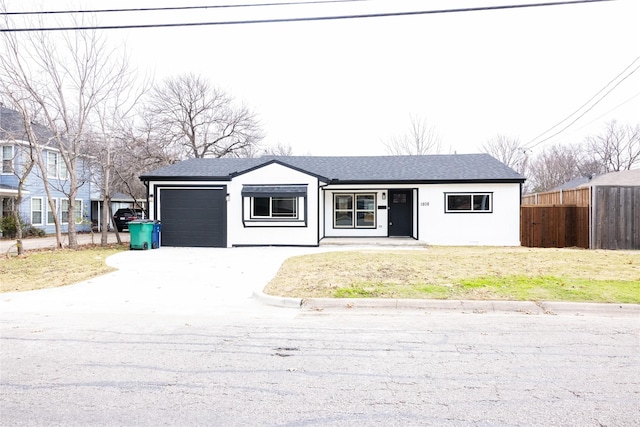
[388,189,413,237]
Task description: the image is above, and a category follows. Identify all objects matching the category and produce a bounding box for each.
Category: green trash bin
[129,220,153,250]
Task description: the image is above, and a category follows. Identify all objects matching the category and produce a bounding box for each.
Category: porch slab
[319,237,427,247]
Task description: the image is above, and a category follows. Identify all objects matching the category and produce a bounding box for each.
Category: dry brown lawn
[0,245,125,293]
[264,246,640,302]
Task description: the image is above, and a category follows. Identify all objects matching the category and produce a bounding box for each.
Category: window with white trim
[74,199,83,224]
[61,199,69,224]
[252,197,297,219]
[47,151,58,178]
[333,193,376,228]
[31,197,43,225]
[61,199,82,224]
[60,158,69,180]
[241,185,306,224]
[47,198,58,224]
[445,193,492,213]
[2,145,13,173]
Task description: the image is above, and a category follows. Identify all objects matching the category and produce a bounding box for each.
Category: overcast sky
[7,0,640,157]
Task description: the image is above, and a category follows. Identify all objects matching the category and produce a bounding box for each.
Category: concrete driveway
[2,241,637,318]
[0,246,323,318]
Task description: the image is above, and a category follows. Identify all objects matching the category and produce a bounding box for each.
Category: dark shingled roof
[0,106,54,143]
[141,154,525,183]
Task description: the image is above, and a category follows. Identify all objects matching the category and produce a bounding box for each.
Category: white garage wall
[417,183,521,246]
[228,163,321,246]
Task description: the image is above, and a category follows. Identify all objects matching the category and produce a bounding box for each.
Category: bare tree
[147,73,264,159]
[586,120,640,172]
[384,115,442,155]
[88,65,145,246]
[262,142,294,156]
[481,134,528,173]
[112,114,182,201]
[1,19,130,249]
[0,104,36,255]
[526,143,583,193]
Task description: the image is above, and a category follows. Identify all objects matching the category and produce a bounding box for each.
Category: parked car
[113,208,144,232]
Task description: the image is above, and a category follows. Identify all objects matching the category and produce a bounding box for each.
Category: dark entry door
[388,189,413,237]
[160,188,227,247]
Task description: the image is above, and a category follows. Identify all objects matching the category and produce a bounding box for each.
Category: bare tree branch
[384,115,442,155]
[586,120,640,172]
[147,73,264,159]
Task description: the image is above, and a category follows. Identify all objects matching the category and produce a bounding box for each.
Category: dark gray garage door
[159,188,227,247]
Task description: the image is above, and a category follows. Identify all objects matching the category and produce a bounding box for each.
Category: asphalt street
[1,245,639,426]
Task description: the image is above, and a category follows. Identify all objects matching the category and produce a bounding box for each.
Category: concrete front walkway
[320,237,426,246]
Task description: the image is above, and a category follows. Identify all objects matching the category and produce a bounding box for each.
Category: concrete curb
[255,293,640,317]
[253,290,303,309]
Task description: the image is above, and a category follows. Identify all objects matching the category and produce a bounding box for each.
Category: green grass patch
[330,276,639,303]
[457,276,640,303]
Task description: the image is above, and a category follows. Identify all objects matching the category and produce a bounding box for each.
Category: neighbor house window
[445,193,492,213]
[61,199,69,224]
[47,151,58,178]
[333,193,376,228]
[47,198,58,225]
[252,197,297,218]
[74,199,83,224]
[31,197,43,225]
[60,199,82,224]
[60,158,69,180]
[2,146,13,173]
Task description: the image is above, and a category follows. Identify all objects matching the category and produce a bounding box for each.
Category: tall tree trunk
[11,199,23,256]
[101,195,110,246]
[109,203,122,245]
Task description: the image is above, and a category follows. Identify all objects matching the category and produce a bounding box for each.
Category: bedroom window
[47,198,58,224]
[2,146,13,173]
[31,198,43,225]
[445,193,492,213]
[242,185,306,223]
[60,199,84,224]
[47,151,58,178]
[251,197,298,218]
[334,193,376,228]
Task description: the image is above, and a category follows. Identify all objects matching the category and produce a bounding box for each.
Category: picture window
[333,193,376,228]
[445,193,492,213]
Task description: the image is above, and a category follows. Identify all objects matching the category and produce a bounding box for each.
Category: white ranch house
[140,154,525,247]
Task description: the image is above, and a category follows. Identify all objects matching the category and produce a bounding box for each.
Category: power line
[1,0,371,16]
[0,0,614,32]
[523,55,640,151]
[572,91,640,132]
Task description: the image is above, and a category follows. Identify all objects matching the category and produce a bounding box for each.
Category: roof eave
[139,175,232,182]
[231,159,330,182]
[330,178,526,185]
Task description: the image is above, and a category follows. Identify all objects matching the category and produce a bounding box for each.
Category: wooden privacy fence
[592,186,640,250]
[521,187,591,207]
[522,185,640,249]
[521,206,590,248]
[521,187,591,249]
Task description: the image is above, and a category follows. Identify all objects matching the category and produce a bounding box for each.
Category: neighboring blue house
[0,106,92,235]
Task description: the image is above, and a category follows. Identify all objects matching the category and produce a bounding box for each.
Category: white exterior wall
[228,163,321,246]
[148,176,521,247]
[322,183,521,245]
[417,183,521,246]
